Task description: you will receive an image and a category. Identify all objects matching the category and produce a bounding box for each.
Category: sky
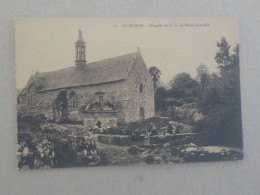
[15,18,239,89]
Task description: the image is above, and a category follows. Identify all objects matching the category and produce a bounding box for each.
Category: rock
[86,155,93,160]
[188,143,196,147]
[88,162,96,166]
[89,150,97,155]
[83,150,88,155]
[163,143,170,148]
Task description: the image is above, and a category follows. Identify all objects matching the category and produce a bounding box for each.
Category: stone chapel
[18,29,155,128]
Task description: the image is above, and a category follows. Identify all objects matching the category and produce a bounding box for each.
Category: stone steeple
[75,28,86,66]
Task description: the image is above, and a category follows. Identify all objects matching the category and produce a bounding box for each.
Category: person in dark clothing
[133,129,141,141]
[167,123,173,134]
[149,123,158,136]
[175,125,182,134]
[96,120,101,128]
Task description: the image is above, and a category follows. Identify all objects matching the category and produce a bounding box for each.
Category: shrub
[17,121,101,169]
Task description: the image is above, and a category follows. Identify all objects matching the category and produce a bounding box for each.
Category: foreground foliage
[17,117,100,169]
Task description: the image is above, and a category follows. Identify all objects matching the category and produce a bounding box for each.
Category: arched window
[28,85,36,108]
[69,91,77,110]
[139,84,143,93]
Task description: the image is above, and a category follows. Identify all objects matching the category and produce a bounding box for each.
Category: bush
[17,132,36,169]
[17,121,100,169]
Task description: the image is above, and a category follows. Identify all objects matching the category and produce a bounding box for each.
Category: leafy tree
[169,73,198,98]
[215,37,232,69]
[195,37,242,148]
[149,66,161,90]
[231,44,239,67]
[197,69,211,91]
[197,73,221,113]
[154,87,169,113]
[156,87,168,98]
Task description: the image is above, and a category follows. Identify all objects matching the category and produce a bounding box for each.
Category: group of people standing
[147,122,182,136]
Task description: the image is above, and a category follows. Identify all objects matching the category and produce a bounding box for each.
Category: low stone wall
[149,133,197,144]
[97,133,197,146]
[82,111,118,129]
[98,135,131,146]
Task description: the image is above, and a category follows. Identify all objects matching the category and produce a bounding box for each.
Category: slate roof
[21,52,139,94]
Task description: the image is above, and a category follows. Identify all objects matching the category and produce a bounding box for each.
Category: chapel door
[55,90,68,122]
[140,107,145,121]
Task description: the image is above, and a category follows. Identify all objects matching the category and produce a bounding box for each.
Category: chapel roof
[21,51,140,94]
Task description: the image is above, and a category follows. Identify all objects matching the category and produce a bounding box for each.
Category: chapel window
[139,84,143,93]
[99,95,104,109]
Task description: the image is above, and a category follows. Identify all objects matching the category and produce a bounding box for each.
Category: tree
[169,73,198,98]
[215,37,232,68]
[149,66,161,90]
[213,38,240,107]
[195,37,242,148]
[197,73,221,113]
[231,44,239,67]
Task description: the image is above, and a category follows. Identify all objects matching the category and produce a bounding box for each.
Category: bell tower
[75,28,86,66]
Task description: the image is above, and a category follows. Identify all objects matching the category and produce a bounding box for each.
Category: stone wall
[124,52,155,122]
[18,86,60,120]
[36,90,61,120]
[82,111,118,129]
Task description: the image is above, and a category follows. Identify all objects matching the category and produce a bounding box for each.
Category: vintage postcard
[15,18,243,169]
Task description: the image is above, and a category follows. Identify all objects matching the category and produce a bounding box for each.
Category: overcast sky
[15,18,238,89]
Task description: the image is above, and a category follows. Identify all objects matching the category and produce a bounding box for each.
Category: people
[175,125,182,135]
[133,129,141,140]
[167,122,173,134]
[148,122,158,136]
[96,120,101,128]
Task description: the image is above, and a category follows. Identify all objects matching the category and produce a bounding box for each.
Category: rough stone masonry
[17,29,155,127]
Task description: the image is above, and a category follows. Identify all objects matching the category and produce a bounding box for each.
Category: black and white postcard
[15,18,243,169]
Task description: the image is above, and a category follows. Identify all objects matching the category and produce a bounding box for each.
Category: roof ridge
[86,52,137,65]
[38,51,137,75]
